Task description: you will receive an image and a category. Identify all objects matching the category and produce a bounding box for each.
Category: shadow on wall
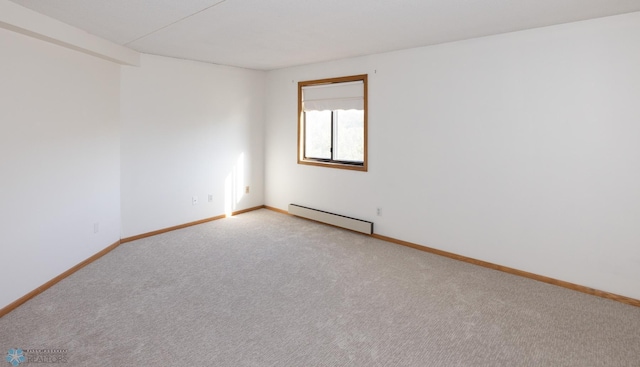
[225,152,246,217]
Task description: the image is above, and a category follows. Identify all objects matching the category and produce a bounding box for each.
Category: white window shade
[302,81,364,111]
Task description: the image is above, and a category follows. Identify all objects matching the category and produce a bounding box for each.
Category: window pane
[334,109,364,162]
[305,110,331,159]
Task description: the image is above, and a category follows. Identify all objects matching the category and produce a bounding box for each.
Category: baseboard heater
[288,204,373,234]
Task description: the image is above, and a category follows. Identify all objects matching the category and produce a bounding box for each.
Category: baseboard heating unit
[288,204,373,234]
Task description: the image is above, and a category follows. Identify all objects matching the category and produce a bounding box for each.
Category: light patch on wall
[235,152,245,203]
[224,152,245,217]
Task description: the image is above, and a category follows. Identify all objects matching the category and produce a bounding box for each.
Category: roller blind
[302,81,364,111]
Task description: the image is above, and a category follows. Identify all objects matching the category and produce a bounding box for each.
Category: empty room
[1,0,640,366]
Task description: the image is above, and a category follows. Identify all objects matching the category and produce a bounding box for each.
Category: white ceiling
[10,0,640,70]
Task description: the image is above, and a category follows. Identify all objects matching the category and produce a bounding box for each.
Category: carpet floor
[1,209,639,366]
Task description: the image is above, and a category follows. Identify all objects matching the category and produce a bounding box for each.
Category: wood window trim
[298,74,368,172]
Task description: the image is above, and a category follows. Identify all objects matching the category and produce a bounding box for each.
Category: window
[298,74,367,171]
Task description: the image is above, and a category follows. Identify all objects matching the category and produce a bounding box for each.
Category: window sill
[298,159,367,172]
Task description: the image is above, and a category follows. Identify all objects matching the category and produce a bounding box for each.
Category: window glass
[334,109,364,162]
[304,110,331,160]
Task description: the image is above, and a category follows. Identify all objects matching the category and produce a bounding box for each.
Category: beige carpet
[1,209,639,366]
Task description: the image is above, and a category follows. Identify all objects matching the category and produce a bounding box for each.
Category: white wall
[120,54,265,238]
[0,28,121,309]
[264,12,640,299]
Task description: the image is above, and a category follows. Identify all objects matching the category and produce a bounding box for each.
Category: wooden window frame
[298,74,368,172]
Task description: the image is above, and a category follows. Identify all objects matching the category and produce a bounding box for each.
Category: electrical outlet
[93,222,99,234]
[208,194,213,203]
[245,186,250,194]
[376,208,382,216]
[192,196,198,205]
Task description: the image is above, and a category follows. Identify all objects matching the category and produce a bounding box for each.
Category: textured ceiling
[10,0,640,70]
